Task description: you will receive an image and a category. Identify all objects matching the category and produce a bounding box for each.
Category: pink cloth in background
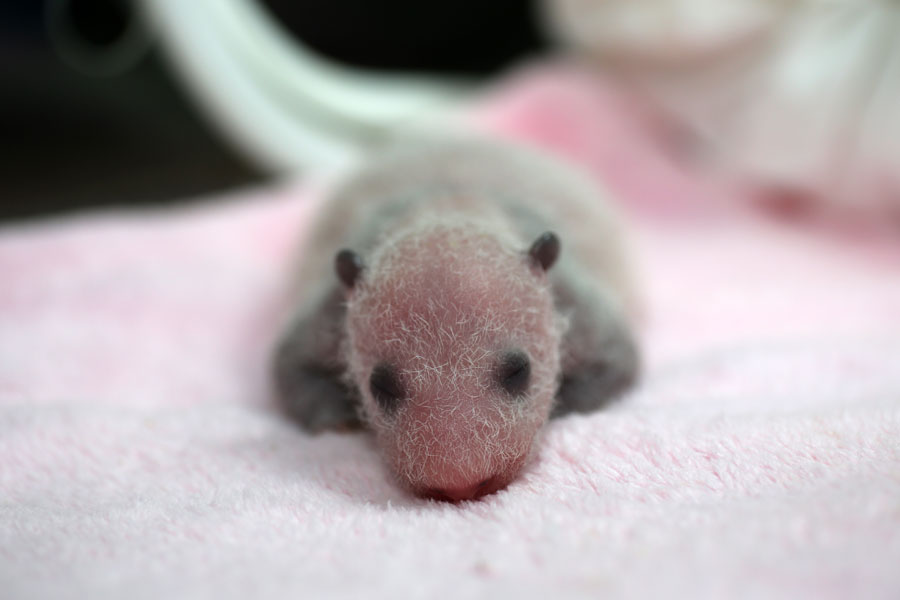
[2,64,899,599]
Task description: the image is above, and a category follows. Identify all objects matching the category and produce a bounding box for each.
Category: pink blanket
[2,64,899,599]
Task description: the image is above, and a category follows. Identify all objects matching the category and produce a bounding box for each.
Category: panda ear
[335,249,364,289]
[528,232,560,271]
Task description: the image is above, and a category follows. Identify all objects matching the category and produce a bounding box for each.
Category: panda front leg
[272,287,362,432]
[551,271,640,418]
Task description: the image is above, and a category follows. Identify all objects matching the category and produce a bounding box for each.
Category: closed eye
[370,364,404,413]
[497,350,530,397]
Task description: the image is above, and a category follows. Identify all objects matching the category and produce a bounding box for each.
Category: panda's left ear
[527,231,560,271]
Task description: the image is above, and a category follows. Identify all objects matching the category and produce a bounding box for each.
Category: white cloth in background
[545,0,900,216]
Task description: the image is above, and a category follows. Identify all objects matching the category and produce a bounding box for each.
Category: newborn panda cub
[273,137,639,501]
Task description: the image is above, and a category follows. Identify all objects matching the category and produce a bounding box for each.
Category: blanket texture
[2,64,899,599]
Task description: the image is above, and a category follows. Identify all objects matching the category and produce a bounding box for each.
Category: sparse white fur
[346,218,563,489]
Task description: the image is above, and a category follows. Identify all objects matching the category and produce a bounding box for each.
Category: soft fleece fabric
[1,64,899,599]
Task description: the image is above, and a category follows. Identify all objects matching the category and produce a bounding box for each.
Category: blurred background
[0,0,548,222]
[2,0,247,221]
[3,0,897,224]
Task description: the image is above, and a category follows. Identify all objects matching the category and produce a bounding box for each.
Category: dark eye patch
[497,350,531,397]
[369,364,405,414]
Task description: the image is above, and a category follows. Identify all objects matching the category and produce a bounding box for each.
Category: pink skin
[344,221,563,500]
[271,138,640,501]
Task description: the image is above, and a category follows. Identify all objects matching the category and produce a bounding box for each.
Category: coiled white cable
[139,0,472,175]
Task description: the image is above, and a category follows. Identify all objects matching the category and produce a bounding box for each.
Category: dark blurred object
[260,0,548,74]
[0,0,548,223]
[0,0,261,222]
[47,0,149,77]
[64,0,129,46]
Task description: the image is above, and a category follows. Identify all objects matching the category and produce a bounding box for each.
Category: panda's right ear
[335,249,364,289]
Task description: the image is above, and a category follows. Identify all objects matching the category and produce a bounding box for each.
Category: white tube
[139,0,472,175]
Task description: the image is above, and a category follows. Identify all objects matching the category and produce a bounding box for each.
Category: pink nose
[425,476,501,502]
